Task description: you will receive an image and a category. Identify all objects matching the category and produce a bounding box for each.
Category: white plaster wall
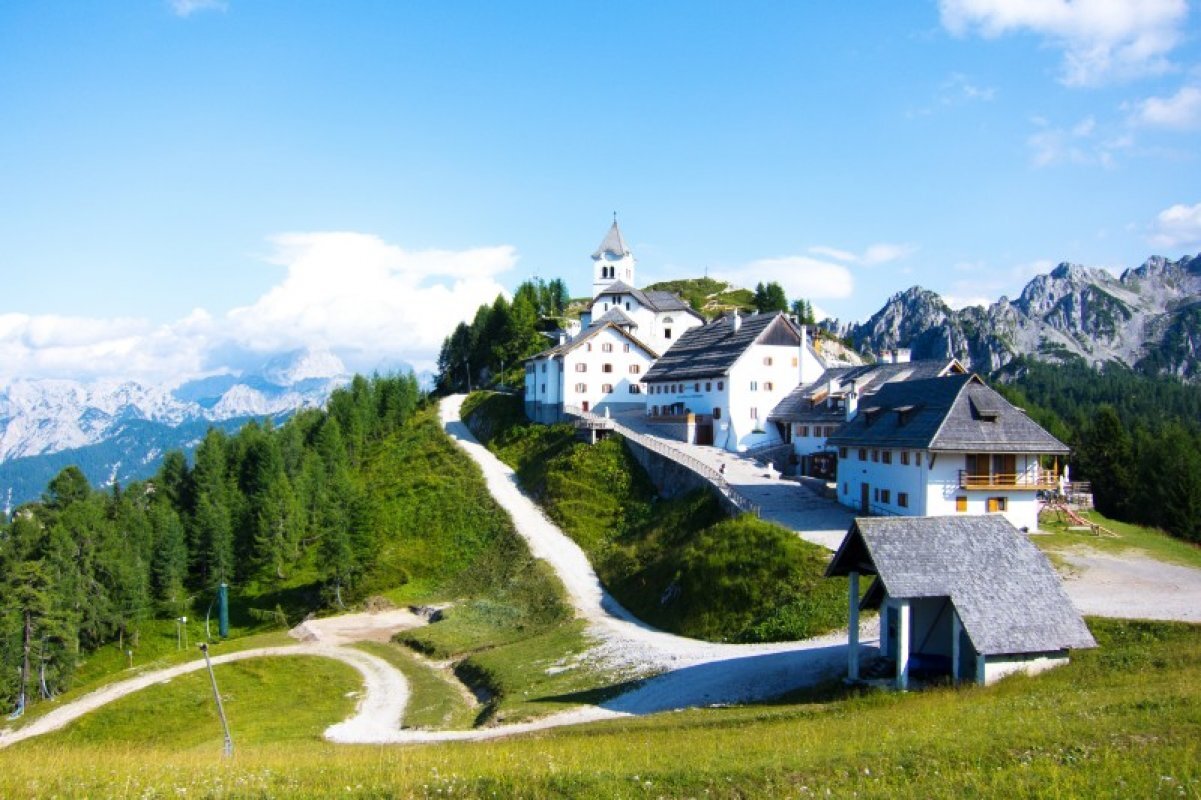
[925,453,1042,531]
[835,448,928,514]
[592,252,636,297]
[983,652,1070,684]
[725,342,803,451]
[561,327,654,413]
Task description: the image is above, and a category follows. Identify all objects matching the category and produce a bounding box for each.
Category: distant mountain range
[0,347,354,510]
[838,254,1201,381]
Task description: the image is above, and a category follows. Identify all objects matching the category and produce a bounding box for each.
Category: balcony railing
[958,471,1060,490]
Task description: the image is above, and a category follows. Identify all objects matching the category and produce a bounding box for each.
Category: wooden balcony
[958,471,1059,491]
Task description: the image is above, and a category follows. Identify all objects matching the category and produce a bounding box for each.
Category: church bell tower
[591,215,636,298]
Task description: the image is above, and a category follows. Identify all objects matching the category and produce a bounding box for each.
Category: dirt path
[439,395,868,687]
[1057,548,1201,622]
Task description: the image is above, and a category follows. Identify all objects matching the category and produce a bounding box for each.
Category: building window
[575,383,587,393]
[858,448,867,461]
[898,492,909,508]
[956,496,968,513]
[602,383,613,393]
[750,407,759,419]
[628,384,642,394]
[882,450,892,465]
[839,447,848,458]
[602,364,614,373]
[717,381,724,391]
[987,497,1008,513]
[900,451,910,466]
[664,329,672,339]
[713,407,722,419]
[873,488,880,502]
[881,489,891,504]
[602,343,613,353]
[791,356,799,368]
[541,363,547,373]
[586,343,592,352]
[871,449,879,463]
[706,382,711,391]
[764,356,773,366]
[843,482,848,495]
[630,364,641,374]
[575,363,587,372]
[694,382,700,392]
[764,382,774,391]
[799,425,809,437]
[625,302,631,311]
[623,343,631,353]
[541,384,546,394]
[750,381,758,391]
[916,452,923,466]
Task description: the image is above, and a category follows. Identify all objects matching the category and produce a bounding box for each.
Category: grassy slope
[643,277,756,319]
[1,618,1197,798]
[1037,508,1201,570]
[462,392,849,642]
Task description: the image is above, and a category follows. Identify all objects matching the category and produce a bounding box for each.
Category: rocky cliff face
[848,254,1201,380]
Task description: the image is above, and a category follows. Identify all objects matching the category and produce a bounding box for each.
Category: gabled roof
[593,306,638,327]
[644,312,799,381]
[827,516,1097,656]
[525,321,659,361]
[593,282,701,316]
[824,373,1069,454]
[592,220,630,259]
[769,359,963,423]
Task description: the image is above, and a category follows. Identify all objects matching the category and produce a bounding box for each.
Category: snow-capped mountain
[0,347,361,509]
[0,347,351,463]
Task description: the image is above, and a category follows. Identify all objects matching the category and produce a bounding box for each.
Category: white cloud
[0,232,517,383]
[940,0,1188,86]
[1027,115,1130,167]
[807,242,917,266]
[1149,202,1201,250]
[1131,85,1201,129]
[713,256,854,302]
[169,0,227,16]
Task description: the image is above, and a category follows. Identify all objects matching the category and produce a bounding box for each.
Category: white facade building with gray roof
[826,373,1070,531]
[827,516,1096,688]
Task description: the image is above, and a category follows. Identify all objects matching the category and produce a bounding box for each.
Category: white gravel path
[1057,548,1201,622]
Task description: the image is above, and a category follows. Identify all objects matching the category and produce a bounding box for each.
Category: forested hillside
[998,357,1201,543]
[0,374,427,711]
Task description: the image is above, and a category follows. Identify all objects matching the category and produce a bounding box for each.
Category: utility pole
[199,643,234,758]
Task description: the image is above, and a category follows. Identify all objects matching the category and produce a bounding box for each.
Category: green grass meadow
[0,618,1197,798]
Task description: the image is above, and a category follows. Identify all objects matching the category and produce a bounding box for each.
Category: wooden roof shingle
[827,515,1097,656]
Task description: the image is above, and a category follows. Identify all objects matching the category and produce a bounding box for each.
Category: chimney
[557,331,567,345]
[732,310,742,332]
[845,380,859,421]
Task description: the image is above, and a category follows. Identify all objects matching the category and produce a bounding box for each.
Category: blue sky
[2,1,1200,381]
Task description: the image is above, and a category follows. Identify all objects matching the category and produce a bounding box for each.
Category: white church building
[523,219,702,423]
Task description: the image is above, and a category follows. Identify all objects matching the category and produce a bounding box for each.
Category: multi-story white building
[524,322,658,424]
[770,358,965,478]
[641,311,825,452]
[578,219,705,355]
[826,373,1069,531]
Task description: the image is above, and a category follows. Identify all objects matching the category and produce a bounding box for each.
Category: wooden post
[847,571,860,681]
[897,599,911,690]
[19,610,31,713]
[951,606,961,684]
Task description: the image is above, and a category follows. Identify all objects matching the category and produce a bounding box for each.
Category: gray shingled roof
[593,281,700,316]
[825,373,1069,454]
[525,321,659,361]
[592,220,629,259]
[769,359,962,423]
[593,306,638,327]
[827,516,1097,656]
[644,312,799,381]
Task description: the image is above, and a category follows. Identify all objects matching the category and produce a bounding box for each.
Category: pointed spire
[592,217,629,259]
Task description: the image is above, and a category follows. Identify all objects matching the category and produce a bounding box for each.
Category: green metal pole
[218,583,229,639]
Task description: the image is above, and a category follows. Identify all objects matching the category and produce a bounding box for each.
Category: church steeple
[591,215,636,297]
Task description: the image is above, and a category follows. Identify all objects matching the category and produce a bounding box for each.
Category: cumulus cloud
[169,0,227,16]
[1131,85,1201,129]
[1149,202,1201,250]
[0,232,517,383]
[713,256,854,303]
[940,0,1188,86]
[1027,115,1131,167]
